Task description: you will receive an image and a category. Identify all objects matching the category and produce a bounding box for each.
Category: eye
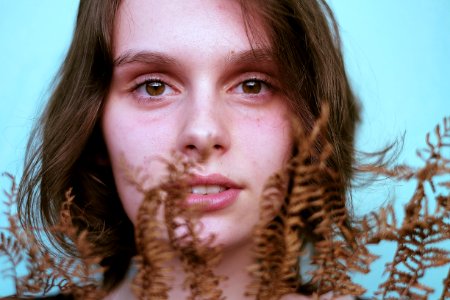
[136,80,172,97]
[133,78,178,101]
[233,79,271,95]
[242,80,263,94]
[144,81,166,96]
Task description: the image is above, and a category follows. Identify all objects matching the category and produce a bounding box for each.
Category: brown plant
[126,154,226,300]
[0,175,105,299]
[359,117,450,299]
[1,116,449,300]
[247,105,377,299]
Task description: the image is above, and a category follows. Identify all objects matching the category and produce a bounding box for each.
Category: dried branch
[360,117,450,299]
[1,116,449,300]
[128,155,226,300]
[0,175,105,299]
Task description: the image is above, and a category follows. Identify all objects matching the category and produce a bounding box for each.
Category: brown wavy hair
[17,0,360,292]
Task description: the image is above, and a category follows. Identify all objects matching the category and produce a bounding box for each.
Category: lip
[185,173,242,212]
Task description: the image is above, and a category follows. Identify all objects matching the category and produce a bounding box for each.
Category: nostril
[186,144,196,150]
[213,144,222,150]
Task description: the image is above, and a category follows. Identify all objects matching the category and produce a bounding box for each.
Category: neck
[106,241,255,300]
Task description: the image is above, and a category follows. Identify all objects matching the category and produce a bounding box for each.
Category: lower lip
[185,188,241,212]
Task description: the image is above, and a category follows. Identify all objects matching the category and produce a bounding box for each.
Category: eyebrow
[225,48,274,66]
[113,50,179,67]
[113,48,275,68]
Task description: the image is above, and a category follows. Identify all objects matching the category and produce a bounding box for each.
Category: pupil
[146,81,165,96]
[243,80,261,94]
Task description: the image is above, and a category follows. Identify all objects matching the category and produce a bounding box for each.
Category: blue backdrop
[1,0,449,297]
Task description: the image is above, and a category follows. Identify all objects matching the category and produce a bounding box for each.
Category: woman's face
[102,0,293,250]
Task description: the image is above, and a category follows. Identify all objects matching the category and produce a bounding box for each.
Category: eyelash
[130,74,275,105]
[232,76,274,96]
[131,76,178,103]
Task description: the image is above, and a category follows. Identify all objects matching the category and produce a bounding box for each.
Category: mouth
[190,185,228,195]
[185,174,242,212]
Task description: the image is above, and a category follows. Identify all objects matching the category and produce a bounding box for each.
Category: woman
[14,0,362,299]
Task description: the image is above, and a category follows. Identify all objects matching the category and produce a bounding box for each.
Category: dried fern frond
[132,185,173,300]
[50,190,106,299]
[1,173,23,294]
[127,154,226,300]
[163,168,226,300]
[441,268,450,300]
[0,176,105,299]
[291,108,373,297]
[359,116,450,299]
[2,117,449,300]
[246,172,293,300]
[248,105,374,299]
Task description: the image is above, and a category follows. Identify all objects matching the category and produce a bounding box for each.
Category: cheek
[101,104,180,222]
[102,103,179,170]
[235,108,293,198]
[241,110,293,165]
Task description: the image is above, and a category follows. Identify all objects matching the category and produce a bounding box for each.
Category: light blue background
[0,0,449,297]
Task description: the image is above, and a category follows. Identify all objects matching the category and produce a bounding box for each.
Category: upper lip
[188,173,242,189]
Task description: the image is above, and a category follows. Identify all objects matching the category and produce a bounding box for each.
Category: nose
[177,100,230,161]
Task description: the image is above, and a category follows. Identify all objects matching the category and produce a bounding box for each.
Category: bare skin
[102,0,355,299]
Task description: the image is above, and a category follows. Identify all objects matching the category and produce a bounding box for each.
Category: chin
[195,216,255,250]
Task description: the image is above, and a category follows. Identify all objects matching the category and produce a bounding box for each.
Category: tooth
[190,185,226,195]
[191,185,208,195]
[206,186,222,194]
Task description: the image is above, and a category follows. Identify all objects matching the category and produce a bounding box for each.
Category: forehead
[113,0,269,58]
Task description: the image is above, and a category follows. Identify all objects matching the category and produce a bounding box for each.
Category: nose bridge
[177,87,230,158]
